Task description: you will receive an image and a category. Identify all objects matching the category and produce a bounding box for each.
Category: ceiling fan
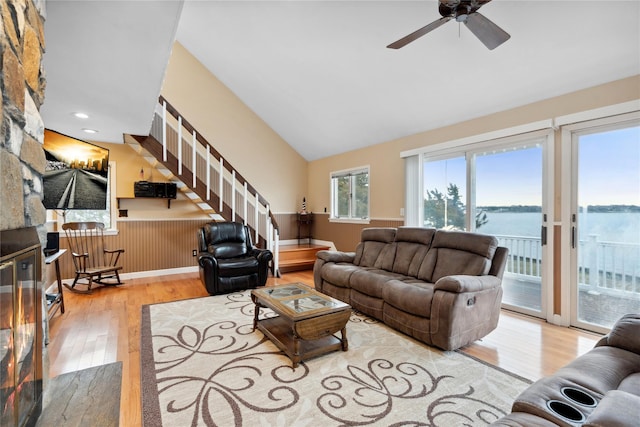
[387,0,510,50]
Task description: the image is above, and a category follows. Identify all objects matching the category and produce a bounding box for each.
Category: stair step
[278,244,329,273]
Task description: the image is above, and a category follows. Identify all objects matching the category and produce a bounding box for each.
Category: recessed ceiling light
[82,128,98,134]
[73,112,89,119]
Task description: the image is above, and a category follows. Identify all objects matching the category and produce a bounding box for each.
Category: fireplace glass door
[1,244,41,427]
[1,260,16,425]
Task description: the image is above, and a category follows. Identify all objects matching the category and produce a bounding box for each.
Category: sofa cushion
[320,262,359,288]
[391,227,436,276]
[217,256,259,277]
[597,313,640,355]
[350,289,385,320]
[383,304,432,345]
[350,268,407,298]
[204,222,249,258]
[583,390,640,427]
[208,242,247,258]
[424,230,498,282]
[553,346,640,395]
[353,228,396,268]
[489,412,560,427]
[382,279,434,317]
[618,372,640,396]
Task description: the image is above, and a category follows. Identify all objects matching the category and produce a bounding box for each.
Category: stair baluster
[126,96,280,276]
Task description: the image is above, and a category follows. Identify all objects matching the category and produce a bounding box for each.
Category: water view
[477,210,640,244]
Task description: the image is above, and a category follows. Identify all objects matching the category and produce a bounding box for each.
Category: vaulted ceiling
[41,1,640,161]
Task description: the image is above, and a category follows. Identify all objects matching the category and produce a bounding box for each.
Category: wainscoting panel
[312,213,404,251]
[54,219,211,281]
[50,216,403,282]
[273,213,298,240]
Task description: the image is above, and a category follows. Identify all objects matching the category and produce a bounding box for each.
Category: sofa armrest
[316,250,356,263]
[434,274,502,293]
[250,248,273,262]
[198,252,218,269]
[583,390,640,427]
[596,313,640,355]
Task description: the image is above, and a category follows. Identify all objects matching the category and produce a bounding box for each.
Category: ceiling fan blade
[464,12,510,50]
[387,16,452,49]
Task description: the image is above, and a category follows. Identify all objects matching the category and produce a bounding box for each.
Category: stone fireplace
[1,0,48,426]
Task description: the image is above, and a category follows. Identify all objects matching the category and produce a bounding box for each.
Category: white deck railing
[496,234,640,300]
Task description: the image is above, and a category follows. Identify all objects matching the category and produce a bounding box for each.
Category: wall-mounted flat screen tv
[42,129,110,210]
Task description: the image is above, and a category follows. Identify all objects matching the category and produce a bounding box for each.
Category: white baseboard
[120,266,198,280]
[56,266,200,284]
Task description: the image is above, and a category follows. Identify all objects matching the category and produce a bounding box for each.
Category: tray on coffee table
[251,283,351,368]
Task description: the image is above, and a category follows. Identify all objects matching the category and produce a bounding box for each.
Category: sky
[423,125,640,207]
[578,126,640,206]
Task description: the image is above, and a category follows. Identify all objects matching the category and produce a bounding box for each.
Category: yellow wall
[308,75,640,221]
[93,141,210,220]
[160,42,308,213]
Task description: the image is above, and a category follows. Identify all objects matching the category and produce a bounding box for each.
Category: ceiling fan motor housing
[440,0,486,20]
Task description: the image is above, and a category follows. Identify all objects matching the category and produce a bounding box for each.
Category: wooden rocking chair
[62,221,124,293]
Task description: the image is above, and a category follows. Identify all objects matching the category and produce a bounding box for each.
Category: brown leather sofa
[313,227,508,350]
[491,313,640,427]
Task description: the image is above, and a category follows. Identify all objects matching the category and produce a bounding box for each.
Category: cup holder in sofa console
[561,386,598,407]
[546,400,585,424]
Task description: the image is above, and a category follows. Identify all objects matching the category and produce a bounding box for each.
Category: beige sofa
[491,313,640,427]
[313,227,508,350]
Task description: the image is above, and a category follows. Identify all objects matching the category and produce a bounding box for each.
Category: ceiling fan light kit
[387,0,510,50]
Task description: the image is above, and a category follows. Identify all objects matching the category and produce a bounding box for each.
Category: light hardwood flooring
[46,271,602,427]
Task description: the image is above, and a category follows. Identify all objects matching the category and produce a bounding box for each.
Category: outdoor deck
[503,231,640,332]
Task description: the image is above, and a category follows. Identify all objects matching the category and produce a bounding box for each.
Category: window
[56,162,117,230]
[423,155,466,230]
[331,166,369,221]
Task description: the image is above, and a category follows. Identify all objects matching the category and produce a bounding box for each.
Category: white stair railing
[147,97,280,276]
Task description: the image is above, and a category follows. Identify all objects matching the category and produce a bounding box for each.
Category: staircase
[125,96,281,275]
[278,244,330,273]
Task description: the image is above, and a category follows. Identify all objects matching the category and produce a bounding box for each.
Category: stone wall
[0,0,47,238]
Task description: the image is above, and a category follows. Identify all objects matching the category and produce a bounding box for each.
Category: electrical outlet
[192,249,197,257]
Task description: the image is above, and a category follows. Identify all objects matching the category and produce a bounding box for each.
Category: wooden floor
[46,270,602,427]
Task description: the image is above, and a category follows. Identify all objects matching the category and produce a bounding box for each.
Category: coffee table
[251,283,351,368]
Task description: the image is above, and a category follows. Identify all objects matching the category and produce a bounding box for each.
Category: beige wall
[308,75,640,221]
[98,141,209,220]
[160,42,308,213]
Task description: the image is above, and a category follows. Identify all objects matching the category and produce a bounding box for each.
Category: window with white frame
[330,166,369,220]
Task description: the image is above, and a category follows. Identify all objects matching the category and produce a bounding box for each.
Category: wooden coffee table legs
[251,298,350,368]
[340,326,348,351]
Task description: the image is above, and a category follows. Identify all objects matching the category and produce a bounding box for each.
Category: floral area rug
[140,290,529,426]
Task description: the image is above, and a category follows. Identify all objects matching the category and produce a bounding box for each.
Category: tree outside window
[331,167,369,220]
[424,183,488,230]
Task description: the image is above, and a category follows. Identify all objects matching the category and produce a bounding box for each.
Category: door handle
[571,226,576,249]
[541,226,547,246]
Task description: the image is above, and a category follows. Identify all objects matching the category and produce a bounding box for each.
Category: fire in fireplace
[1,227,43,427]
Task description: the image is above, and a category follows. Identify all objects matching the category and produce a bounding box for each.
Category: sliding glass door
[473,142,546,315]
[422,134,551,317]
[569,118,640,331]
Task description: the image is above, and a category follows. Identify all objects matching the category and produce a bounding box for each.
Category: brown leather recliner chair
[197,221,272,295]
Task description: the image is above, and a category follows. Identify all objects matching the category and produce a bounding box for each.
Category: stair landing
[279,244,330,273]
